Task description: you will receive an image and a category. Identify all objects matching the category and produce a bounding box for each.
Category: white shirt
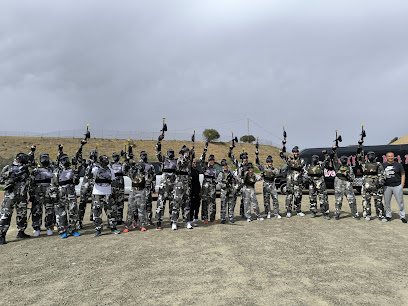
[92,166,115,195]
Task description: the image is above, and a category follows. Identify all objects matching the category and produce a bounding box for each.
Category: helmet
[340,155,348,166]
[240,152,248,160]
[40,153,50,167]
[99,155,109,167]
[312,155,319,165]
[179,145,190,155]
[292,146,299,153]
[140,151,148,163]
[112,152,120,163]
[266,155,273,163]
[208,154,215,162]
[90,150,98,162]
[367,151,376,162]
[167,149,175,159]
[221,159,228,166]
[16,153,30,165]
[247,162,254,169]
[60,154,71,167]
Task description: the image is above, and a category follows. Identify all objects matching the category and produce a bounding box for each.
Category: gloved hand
[158,134,164,141]
[31,145,36,152]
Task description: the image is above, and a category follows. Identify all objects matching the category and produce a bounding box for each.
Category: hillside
[392,135,408,145]
[0,136,284,170]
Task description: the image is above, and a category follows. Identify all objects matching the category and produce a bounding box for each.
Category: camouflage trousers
[0,188,28,234]
[146,187,153,221]
[172,178,191,223]
[92,194,117,231]
[220,187,236,221]
[156,177,176,222]
[126,189,146,229]
[285,174,303,213]
[201,181,217,221]
[361,183,385,219]
[79,181,94,222]
[31,185,55,230]
[334,178,358,217]
[309,178,329,215]
[111,184,125,222]
[242,187,262,219]
[263,181,279,215]
[55,186,78,234]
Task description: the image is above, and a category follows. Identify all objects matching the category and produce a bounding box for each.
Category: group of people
[0,133,406,245]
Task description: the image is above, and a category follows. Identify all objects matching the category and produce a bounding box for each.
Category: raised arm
[155,140,164,163]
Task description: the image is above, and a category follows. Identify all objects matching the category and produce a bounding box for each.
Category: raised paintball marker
[231,131,238,148]
[360,124,366,143]
[84,123,91,140]
[255,137,259,155]
[159,117,167,140]
[334,130,342,147]
[282,126,287,153]
[191,130,195,146]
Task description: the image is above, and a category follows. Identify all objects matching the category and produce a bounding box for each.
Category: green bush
[240,135,256,143]
[203,129,220,142]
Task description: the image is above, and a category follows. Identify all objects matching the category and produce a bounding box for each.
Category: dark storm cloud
[1,0,408,148]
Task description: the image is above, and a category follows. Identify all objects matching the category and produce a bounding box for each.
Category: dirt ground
[1,189,408,306]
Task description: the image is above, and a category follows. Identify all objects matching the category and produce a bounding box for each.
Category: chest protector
[111,162,123,175]
[289,159,302,172]
[245,173,256,188]
[221,170,231,184]
[34,167,53,184]
[131,170,145,187]
[264,167,275,181]
[163,159,177,173]
[336,165,350,178]
[59,169,75,185]
[308,165,323,177]
[204,167,217,178]
[9,164,29,182]
[364,162,379,176]
[95,167,112,185]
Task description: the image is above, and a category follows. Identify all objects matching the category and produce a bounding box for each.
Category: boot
[16,231,30,239]
[0,233,6,245]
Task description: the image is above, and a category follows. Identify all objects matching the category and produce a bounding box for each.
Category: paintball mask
[340,155,348,166]
[292,146,299,153]
[99,155,109,167]
[140,151,148,163]
[112,153,120,163]
[179,145,189,156]
[367,151,376,162]
[16,153,30,165]
[60,154,71,168]
[40,153,50,167]
[90,150,98,162]
[167,149,175,159]
[266,155,273,163]
[312,155,319,165]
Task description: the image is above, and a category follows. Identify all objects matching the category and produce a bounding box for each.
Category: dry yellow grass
[0,136,284,169]
[392,135,408,144]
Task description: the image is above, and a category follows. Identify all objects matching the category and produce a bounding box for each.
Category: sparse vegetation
[240,135,256,143]
[202,129,220,142]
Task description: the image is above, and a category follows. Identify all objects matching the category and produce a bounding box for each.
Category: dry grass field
[1,189,408,306]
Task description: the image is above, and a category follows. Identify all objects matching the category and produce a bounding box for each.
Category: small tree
[389,137,398,144]
[203,129,220,142]
[240,135,256,143]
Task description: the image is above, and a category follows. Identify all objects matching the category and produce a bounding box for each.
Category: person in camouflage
[0,150,35,245]
[155,135,177,229]
[78,149,98,228]
[123,159,153,232]
[228,146,249,219]
[140,151,156,226]
[91,155,120,237]
[241,163,264,222]
[217,159,238,224]
[280,145,306,217]
[30,152,55,237]
[110,152,125,225]
[200,142,218,223]
[305,153,330,219]
[255,152,281,219]
[52,153,81,238]
[331,146,360,220]
[357,141,387,222]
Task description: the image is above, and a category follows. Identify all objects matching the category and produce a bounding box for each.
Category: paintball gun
[159,118,167,141]
[84,123,91,140]
[255,137,259,155]
[231,131,238,148]
[282,126,287,153]
[360,124,366,143]
[334,130,342,148]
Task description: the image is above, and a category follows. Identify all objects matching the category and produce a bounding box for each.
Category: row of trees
[203,129,256,143]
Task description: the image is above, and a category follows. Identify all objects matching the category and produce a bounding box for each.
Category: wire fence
[0,129,277,146]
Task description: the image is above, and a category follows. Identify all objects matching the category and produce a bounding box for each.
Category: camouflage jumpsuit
[143,161,156,223]
[31,165,55,231]
[332,151,358,218]
[200,152,218,222]
[155,141,177,223]
[305,156,330,216]
[0,161,31,234]
[217,169,238,222]
[91,165,117,231]
[242,171,263,220]
[256,156,280,217]
[79,161,95,223]
[357,146,386,219]
[280,151,306,214]
[53,166,80,234]
[111,160,125,223]
[229,149,248,217]
[173,154,191,224]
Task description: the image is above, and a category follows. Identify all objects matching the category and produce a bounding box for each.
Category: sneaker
[186,222,193,229]
[335,215,340,220]
[133,221,138,228]
[229,219,235,223]
[71,231,81,237]
[16,231,30,239]
[61,232,68,239]
[401,218,407,223]
[286,212,292,218]
[275,214,282,219]
[111,228,120,235]
[324,215,330,220]
[33,230,41,237]
[212,220,218,223]
[354,215,361,220]
[193,219,199,223]
[192,221,198,227]
[172,223,177,230]
[365,217,371,221]
[157,222,162,230]
[242,215,247,220]
[257,217,264,221]
[77,222,83,230]
[0,235,6,245]
[247,218,252,222]
[141,227,147,232]
[386,217,392,221]
[203,220,209,224]
[123,228,131,233]
[297,212,305,217]
[148,220,155,226]
[46,228,53,236]
[381,218,388,222]
[266,213,271,219]
[311,212,316,218]
[221,220,226,224]
[94,230,102,237]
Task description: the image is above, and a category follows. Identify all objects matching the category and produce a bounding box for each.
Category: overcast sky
[1,0,408,149]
